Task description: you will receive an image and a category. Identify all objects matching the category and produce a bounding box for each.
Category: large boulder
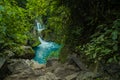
[0,58,10,80]
[5,59,46,80]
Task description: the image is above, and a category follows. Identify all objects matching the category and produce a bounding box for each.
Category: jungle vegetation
[0,0,120,68]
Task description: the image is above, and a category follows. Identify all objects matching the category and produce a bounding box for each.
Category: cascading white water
[35,20,46,44]
[36,20,45,32]
[33,20,60,64]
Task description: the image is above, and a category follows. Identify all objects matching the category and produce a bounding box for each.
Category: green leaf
[114,56,118,62]
[113,44,118,51]
[111,30,118,40]
[93,53,97,59]
[0,5,4,11]
[107,58,113,63]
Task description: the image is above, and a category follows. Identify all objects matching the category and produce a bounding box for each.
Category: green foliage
[76,19,120,63]
[26,0,70,44]
[0,0,29,51]
[59,0,120,64]
[26,0,49,19]
[0,0,34,56]
[47,6,70,43]
[0,0,70,57]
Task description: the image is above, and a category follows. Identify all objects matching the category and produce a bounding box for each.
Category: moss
[41,29,56,42]
[28,36,40,47]
[12,46,35,59]
[59,45,69,63]
[31,40,40,47]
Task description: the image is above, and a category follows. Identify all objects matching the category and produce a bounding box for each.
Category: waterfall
[33,20,60,64]
[35,20,46,44]
[35,20,45,32]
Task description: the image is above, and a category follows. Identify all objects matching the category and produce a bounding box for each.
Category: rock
[65,72,79,80]
[21,46,35,59]
[30,39,40,48]
[37,72,58,80]
[4,50,15,57]
[64,64,79,71]
[27,34,40,47]
[30,60,46,69]
[5,59,46,80]
[76,71,96,80]
[0,57,10,80]
[27,27,40,47]
[53,64,79,79]
[46,59,80,79]
[8,59,46,74]
[46,60,62,72]
[5,58,101,80]
[104,63,120,74]
[12,46,34,59]
[8,59,27,73]
[4,73,38,80]
[41,29,56,42]
[46,58,59,67]
[54,67,65,74]
[68,54,87,70]
[101,63,120,80]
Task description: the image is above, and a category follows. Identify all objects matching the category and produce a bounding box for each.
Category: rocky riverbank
[3,57,120,80]
[4,58,98,80]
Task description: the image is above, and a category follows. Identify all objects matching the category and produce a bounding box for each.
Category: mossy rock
[28,37,40,47]
[12,46,35,59]
[41,29,56,42]
[31,40,40,47]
